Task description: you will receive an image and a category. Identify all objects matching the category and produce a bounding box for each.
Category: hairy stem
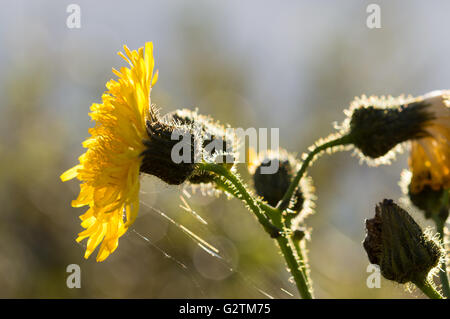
[200,163,279,238]
[413,278,444,299]
[277,134,352,211]
[257,201,282,225]
[276,236,313,299]
[254,134,351,295]
[257,202,313,295]
[213,176,240,198]
[291,236,313,293]
[201,163,313,298]
[433,216,450,298]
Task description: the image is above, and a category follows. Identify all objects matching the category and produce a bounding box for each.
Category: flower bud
[363,199,442,284]
[254,159,297,206]
[166,109,237,184]
[248,150,314,218]
[408,91,450,195]
[348,101,432,159]
[140,120,197,185]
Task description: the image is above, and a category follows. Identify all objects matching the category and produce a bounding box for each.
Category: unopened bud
[166,109,237,184]
[140,121,197,185]
[349,101,432,158]
[363,199,442,284]
[252,156,305,214]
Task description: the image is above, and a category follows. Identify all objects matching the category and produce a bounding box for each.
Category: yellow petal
[151,69,159,87]
[60,165,81,181]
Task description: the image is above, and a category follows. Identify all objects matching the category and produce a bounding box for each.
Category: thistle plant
[61,42,450,299]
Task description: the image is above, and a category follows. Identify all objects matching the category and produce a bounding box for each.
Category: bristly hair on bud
[248,148,316,226]
[140,108,202,185]
[336,94,435,166]
[164,108,238,187]
[363,199,443,285]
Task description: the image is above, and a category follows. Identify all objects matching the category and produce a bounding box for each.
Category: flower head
[408,90,450,195]
[399,169,449,223]
[60,43,160,262]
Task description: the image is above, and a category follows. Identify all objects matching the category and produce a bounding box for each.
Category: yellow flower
[60,42,158,262]
[409,90,450,194]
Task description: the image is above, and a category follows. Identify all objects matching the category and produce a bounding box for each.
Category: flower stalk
[199,162,313,299]
[276,236,313,299]
[290,234,313,292]
[433,215,450,298]
[413,279,444,299]
[257,201,313,293]
[198,163,279,238]
[277,134,352,211]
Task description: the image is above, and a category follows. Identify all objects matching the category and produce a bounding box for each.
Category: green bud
[252,158,304,212]
[166,109,236,184]
[349,101,433,158]
[363,199,442,284]
[140,121,197,185]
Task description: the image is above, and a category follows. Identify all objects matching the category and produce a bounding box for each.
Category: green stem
[200,163,279,238]
[433,216,450,298]
[276,236,313,299]
[255,134,351,294]
[257,202,313,294]
[291,236,313,292]
[277,134,352,211]
[413,278,444,299]
[201,163,313,298]
[257,200,282,224]
[213,176,240,198]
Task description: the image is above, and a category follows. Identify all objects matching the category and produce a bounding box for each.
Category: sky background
[0,0,449,298]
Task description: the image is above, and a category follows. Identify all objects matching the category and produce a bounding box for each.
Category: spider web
[127,184,294,299]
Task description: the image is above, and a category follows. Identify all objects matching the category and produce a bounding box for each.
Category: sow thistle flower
[340,90,450,168]
[408,91,450,194]
[399,169,449,223]
[60,43,198,261]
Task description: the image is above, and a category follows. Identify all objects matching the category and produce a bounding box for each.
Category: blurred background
[0,0,449,298]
